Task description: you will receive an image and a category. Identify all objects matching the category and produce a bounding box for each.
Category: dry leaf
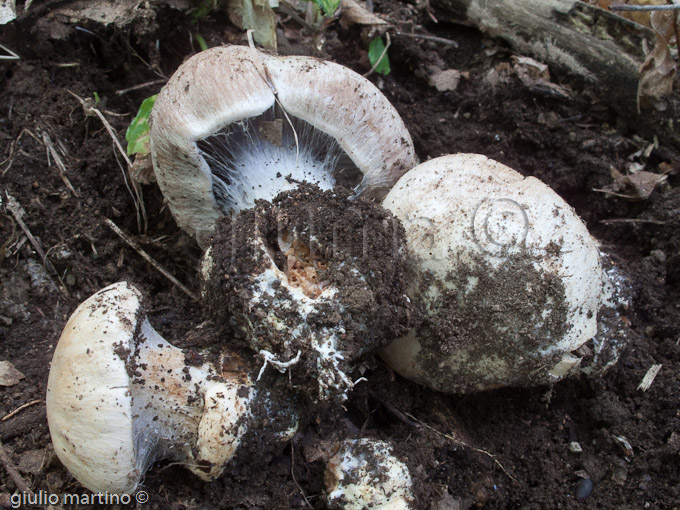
[0,360,24,386]
[18,449,45,475]
[227,0,277,51]
[129,153,156,185]
[428,68,461,92]
[340,0,387,27]
[606,167,668,200]
[512,56,571,99]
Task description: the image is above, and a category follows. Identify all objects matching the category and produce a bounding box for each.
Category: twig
[0,43,20,61]
[67,90,147,234]
[363,32,391,78]
[290,442,313,509]
[610,4,680,11]
[115,79,166,96]
[394,31,459,48]
[4,193,68,297]
[40,129,79,197]
[637,364,662,391]
[405,412,519,483]
[600,218,669,225]
[0,440,33,494]
[1,400,42,422]
[104,218,199,301]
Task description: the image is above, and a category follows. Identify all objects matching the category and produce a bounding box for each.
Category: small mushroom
[150,45,416,243]
[380,154,630,393]
[46,282,259,493]
[325,438,414,510]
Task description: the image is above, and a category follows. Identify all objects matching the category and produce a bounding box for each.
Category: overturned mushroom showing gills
[381,153,630,393]
[46,282,255,493]
[325,438,414,510]
[150,45,416,242]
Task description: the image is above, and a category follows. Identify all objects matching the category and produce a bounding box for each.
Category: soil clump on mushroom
[204,184,411,402]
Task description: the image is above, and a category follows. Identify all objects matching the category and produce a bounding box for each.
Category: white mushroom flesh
[46,282,255,493]
[325,438,414,510]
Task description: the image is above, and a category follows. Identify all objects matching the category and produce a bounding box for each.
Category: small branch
[40,129,79,197]
[0,43,20,61]
[1,400,42,422]
[290,442,313,508]
[394,31,459,48]
[600,218,669,225]
[0,440,33,494]
[67,90,147,234]
[116,79,166,96]
[364,32,391,78]
[104,218,198,301]
[405,412,519,483]
[610,4,680,11]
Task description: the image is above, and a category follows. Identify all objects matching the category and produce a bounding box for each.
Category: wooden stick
[104,218,199,301]
[1,400,42,422]
[0,440,33,494]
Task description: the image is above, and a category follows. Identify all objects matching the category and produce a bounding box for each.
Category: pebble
[576,478,593,501]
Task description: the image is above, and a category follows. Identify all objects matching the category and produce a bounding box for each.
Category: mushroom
[202,184,411,402]
[46,282,297,493]
[325,438,414,510]
[380,154,630,393]
[149,45,417,244]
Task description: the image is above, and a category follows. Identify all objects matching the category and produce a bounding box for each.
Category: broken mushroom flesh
[46,282,267,493]
[325,438,414,510]
[150,45,417,242]
[202,185,411,402]
[380,153,630,393]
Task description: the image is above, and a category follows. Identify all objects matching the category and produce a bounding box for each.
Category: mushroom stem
[46,282,257,493]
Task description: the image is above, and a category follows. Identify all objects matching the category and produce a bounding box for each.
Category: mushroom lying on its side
[380,154,630,393]
[150,45,417,243]
[46,282,295,493]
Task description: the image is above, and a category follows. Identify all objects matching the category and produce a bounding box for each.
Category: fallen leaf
[512,56,571,99]
[428,68,461,92]
[603,167,668,200]
[0,360,24,386]
[227,0,278,51]
[18,449,45,475]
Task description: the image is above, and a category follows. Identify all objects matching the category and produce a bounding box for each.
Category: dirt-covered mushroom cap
[380,153,627,393]
[325,438,414,510]
[202,185,411,402]
[46,282,255,493]
[150,45,417,242]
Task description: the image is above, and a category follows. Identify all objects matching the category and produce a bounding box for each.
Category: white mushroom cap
[46,282,254,493]
[380,154,608,392]
[325,438,414,510]
[150,45,416,241]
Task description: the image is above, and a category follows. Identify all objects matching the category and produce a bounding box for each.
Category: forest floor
[0,1,679,508]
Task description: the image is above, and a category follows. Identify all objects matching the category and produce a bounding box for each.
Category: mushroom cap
[381,154,604,393]
[46,281,144,493]
[150,45,417,241]
[325,438,414,510]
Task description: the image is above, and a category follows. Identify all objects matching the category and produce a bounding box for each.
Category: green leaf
[314,0,340,17]
[194,32,209,51]
[93,92,100,104]
[368,36,391,76]
[125,95,157,156]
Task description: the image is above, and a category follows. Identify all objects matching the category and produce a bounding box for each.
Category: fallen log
[432,0,680,151]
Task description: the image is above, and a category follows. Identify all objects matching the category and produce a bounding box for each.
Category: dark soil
[1,2,679,509]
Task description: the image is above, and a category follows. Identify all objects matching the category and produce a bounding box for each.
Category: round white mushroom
[150,45,417,243]
[325,438,414,510]
[46,282,256,493]
[380,153,629,393]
